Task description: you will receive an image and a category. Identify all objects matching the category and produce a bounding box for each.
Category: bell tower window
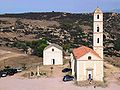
[97,27,99,32]
[97,38,99,43]
[97,15,99,19]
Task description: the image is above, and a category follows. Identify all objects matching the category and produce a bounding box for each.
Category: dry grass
[0,50,42,70]
[75,80,108,88]
[105,57,120,67]
[0,17,59,28]
[22,19,59,27]
[104,59,120,86]
[0,47,43,79]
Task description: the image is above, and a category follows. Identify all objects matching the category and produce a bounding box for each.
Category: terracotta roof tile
[73,46,101,59]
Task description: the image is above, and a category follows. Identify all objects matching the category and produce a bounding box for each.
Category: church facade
[71,8,104,82]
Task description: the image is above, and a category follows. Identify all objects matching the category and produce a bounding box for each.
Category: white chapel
[43,43,63,65]
[71,7,104,82]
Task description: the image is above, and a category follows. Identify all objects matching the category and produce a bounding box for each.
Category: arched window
[88,56,91,60]
[97,15,99,19]
[52,49,54,51]
[97,27,99,32]
[97,38,99,43]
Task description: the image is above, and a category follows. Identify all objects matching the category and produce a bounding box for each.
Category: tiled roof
[44,43,63,51]
[73,46,101,59]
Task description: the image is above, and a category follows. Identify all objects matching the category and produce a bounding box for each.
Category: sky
[0,0,120,14]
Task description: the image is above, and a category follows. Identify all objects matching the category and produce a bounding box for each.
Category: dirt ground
[0,46,42,70]
[104,61,120,85]
[0,61,120,90]
[0,74,120,90]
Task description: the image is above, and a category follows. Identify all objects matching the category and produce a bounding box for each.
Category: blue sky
[0,0,120,14]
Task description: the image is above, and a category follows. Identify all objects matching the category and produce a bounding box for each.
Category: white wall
[76,60,103,81]
[93,47,103,60]
[70,53,75,76]
[93,33,103,46]
[93,22,103,33]
[94,13,103,22]
[43,46,63,65]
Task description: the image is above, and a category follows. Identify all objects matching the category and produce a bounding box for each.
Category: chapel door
[52,59,55,65]
[87,70,93,80]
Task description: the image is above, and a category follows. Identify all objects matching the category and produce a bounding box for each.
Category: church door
[87,70,93,80]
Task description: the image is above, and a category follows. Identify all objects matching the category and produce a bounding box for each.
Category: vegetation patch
[13,38,48,57]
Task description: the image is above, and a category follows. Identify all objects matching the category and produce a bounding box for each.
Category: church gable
[44,43,63,52]
[77,51,102,61]
[44,46,62,52]
[72,46,101,60]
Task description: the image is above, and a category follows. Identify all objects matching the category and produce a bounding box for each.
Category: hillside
[0,12,120,57]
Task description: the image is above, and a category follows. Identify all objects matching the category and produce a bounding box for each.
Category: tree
[32,39,48,57]
[34,43,47,57]
[13,39,48,57]
[114,38,120,51]
[62,43,71,52]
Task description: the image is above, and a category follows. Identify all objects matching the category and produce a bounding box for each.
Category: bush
[13,41,28,51]
[114,38,120,51]
[31,39,48,57]
[13,39,48,57]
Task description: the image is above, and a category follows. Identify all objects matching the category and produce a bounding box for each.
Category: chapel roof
[44,43,63,51]
[73,46,101,59]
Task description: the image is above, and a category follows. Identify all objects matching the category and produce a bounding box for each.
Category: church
[70,8,104,81]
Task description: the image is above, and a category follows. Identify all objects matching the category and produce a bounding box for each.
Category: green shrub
[114,38,120,51]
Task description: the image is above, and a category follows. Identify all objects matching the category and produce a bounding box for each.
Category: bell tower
[93,7,103,59]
